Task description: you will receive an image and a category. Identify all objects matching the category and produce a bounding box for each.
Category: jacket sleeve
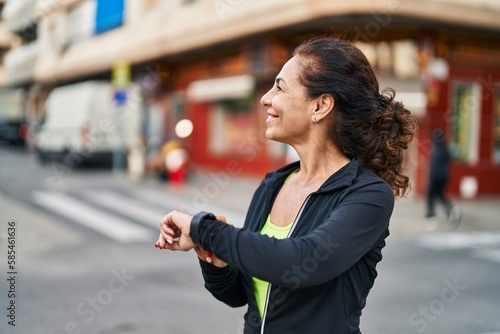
[194,181,268,308]
[191,181,394,289]
[198,260,248,307]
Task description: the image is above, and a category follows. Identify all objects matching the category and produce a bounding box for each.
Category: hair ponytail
[362,89,418,197]
[294,38,419,197]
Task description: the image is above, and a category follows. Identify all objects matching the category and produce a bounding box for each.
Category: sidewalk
[390,195,500,236]
[110,169,500,237]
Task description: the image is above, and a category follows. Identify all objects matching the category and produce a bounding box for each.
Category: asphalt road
[0,145,499,334]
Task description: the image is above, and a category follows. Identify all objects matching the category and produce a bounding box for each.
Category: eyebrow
[276,77,286,86]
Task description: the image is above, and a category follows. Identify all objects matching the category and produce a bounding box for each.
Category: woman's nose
[260,89,272,107]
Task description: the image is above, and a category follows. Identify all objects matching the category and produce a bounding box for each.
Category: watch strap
[190,211,216,245]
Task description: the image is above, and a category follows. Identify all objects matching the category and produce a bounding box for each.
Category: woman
[156,37,418,333]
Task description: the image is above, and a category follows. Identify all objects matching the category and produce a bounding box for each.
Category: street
[0,145,499,334]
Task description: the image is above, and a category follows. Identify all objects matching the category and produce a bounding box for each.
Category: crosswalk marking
[83,190,168,229]
[131,188,247,228]
[31,188,247,244]
[130,188,198,214]
[417,231,500,264]
[471,248,500,264]
[32,191,155,243]
[417,231,500,250]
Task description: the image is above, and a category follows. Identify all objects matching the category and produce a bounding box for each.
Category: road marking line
[131,188,247,228]
[83,190,167,228]
[417,231,500,250]
[471,248,500,264]
[32,191,155,243]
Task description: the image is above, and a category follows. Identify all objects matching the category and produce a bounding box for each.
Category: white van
[35,81,143,168]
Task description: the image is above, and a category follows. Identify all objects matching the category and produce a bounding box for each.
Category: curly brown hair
[294,38,418,197]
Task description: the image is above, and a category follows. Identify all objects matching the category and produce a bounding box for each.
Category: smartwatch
[191,211,216,245]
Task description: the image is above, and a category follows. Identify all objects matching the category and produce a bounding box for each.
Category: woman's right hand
[194,215,228,268]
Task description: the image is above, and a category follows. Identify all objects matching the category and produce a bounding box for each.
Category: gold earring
[312,117,317,123]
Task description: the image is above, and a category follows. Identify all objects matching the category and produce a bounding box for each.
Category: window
[209,98,255,156]
[68,0,96,44]
[494,86,500,162]
[95,0,124,34]
[169,95,184,118]
[450,81,481,164]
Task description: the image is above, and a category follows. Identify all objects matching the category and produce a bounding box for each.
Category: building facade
[0,0,10,87]
[419,30,500,197]
[6,0,500,196]
[0,0,34,144]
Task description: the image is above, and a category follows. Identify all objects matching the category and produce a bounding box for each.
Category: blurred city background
[0,0,499,333]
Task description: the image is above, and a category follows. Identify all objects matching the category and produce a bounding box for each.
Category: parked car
[0,89,28,145]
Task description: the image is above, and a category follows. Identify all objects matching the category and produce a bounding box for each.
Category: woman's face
[260,56,316,145]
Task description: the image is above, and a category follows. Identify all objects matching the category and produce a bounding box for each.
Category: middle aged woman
[156,37,418,334]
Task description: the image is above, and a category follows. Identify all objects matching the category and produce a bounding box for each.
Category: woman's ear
[312,94,335,122]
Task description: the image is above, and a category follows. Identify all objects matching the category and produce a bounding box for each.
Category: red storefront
[163,43,291,177]
[417,31,500,197]
[154,29,500,197]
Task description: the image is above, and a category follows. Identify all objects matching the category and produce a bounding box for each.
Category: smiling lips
[267,113,279,122]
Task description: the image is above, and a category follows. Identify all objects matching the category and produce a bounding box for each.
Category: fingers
[156,215,196,252]
[160,224,178,243]
[157,211,183,247]
[155,211,226,253]
[194,246,213,263]
[215,215,227,223]
[155,234,185,251]
[155,233,169,249]
[193,246,204,258]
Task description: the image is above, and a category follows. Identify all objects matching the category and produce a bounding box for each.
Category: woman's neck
[292,141,350,186]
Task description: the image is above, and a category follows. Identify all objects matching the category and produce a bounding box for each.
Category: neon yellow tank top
[252,168,298,319]
[252,215,292,319]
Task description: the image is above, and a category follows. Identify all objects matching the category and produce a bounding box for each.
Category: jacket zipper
[259,194,312,334]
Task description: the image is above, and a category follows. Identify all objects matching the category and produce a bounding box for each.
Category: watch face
[191,212,215,245]
[195,212,215,221]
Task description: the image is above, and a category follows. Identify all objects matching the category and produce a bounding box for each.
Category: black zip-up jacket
[191,159,394,333]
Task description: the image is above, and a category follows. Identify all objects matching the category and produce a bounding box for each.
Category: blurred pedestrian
[155,37,418,333]
[425,129,461,227]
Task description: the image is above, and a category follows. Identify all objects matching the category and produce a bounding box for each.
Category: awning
[2,0,37,33]
[187,75,255,102]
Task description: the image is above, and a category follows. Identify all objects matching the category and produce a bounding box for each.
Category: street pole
[112,102,126,172]
[111,60,131,173]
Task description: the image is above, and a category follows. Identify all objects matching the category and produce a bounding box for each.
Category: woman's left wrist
[190,212,216,246]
